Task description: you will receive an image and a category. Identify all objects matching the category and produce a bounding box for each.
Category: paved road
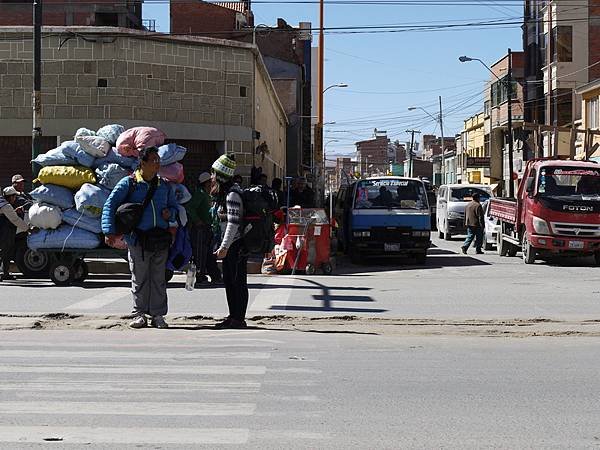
[2,235,599,321]
[0,329,599,448]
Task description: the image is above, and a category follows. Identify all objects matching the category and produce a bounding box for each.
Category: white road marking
[64,288,130,310]
[0,349,270,360]
[0,426,249,445]
[0,401,255,416]
[249,275,297,312]
[0,365,266,375]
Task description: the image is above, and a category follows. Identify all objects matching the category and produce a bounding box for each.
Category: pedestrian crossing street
[0,330,327,448]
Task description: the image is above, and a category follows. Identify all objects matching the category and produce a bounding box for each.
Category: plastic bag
[93,148,138,171]
[27,225,101,250]
[159,162,184,184]
[57,141,96,168]
[74,128,96,138]
[28,203,62,229]
[97,124,125,146]
[95,163,130,190]
[76,135,111,158]
[74,183,111,218]
[32,148,77,167]
[116,127,167,157]
[62,208,102,234]
[35,166,96,190]
[29,184,74,209]
[170,183,192,204]
[158,143,187,166]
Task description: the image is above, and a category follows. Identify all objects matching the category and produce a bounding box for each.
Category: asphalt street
[1,235,599,321]
[1,329,600,448]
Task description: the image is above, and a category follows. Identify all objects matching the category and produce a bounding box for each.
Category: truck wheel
[444,223,452,240]
[415,253,427,265]
[72,260,89,284]
[321,262,333,275]
[350,247,362,265]
[49,260,73,286]
[305,264,316,275]
[522,234,536,264]
[497,234,508,256]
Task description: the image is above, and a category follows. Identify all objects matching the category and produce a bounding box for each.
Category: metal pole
[439,96,445,184]
[507,48,515,198]
[315,0,325,206]
[32,0,42,177]
[409,131,414,177]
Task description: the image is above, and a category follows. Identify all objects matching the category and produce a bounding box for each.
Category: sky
[143,0,522,157]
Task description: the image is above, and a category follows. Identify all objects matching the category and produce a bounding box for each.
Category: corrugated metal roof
[213,2,247,12]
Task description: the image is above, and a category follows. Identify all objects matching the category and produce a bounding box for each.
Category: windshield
[450,187,491,202]
[538,167,600,199]
[354,179,428,210]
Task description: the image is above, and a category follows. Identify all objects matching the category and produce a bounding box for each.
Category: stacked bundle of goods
[27,125,191,252]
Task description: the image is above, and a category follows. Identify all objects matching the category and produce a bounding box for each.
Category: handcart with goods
[274,208,333,275]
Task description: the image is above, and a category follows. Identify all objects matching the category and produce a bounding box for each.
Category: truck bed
[489,197,517,224]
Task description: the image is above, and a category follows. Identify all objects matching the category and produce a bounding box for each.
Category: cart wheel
[72,260,89,284]
[165,269,174,283]
[49,261,73,286]
[305,264,316,275]
[321,262,333,275]
[15,245,49,278]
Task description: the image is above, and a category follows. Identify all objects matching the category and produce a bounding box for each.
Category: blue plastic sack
[95,163,130,190]
[158,143,187,166]
[170,183,192,204]
[29,184,74,209]
[93,148,138,171]
[62,208,102,234]
[97,124,125,146]
[58,141,96,168]
[167,225,192,271]
[27,225,101,250]
[74,128,96,138]
[32,148,77,167]
[74,183,111,218]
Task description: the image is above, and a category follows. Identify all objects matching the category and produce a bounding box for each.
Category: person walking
[211,154,249,329]
[102,147,179,329]
[11,174,32,219]
[461,192,485,255]
[186,171,221,286]
[0,186,28,281]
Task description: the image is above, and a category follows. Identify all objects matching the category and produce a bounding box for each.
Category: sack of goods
[93,148,138,171]
[171,183,192,204]
[33,141,95,168]
[28,203,62,230]
[158,143,187,166]
[30,184,74,209]
[116,126,166,158]
[159,162,184,184]
[75,183,111,218]
[35,166,96,190]
[27,225,101,250]
[76,135,111,158]
[96,124,125,146]
[62,208,102,234]
[95,163,130,190]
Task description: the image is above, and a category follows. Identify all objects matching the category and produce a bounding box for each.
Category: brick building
[0,0,143,28]
[356,131,390,178]
[0,27,287,187]
[170,0,253,38]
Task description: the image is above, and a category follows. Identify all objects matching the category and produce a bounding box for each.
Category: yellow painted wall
[463,112,490,184]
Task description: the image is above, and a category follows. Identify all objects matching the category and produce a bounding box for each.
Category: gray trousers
[128,243,169,317]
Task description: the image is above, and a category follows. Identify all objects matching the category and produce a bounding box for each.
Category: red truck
[489,158,600,264]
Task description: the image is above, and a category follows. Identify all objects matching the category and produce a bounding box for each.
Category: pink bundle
[116,127,167,157]
[159,162,185,184]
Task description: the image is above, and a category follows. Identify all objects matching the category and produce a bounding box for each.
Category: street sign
[467,157,491,168]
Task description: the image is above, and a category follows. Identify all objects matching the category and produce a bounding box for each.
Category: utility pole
[507,48,515,198]
[439,96,445,184]
[32,0,43,177]
[406,129,421,178]
[314,0,325,206]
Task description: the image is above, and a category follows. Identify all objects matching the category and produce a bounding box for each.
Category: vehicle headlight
[353,231,371,237]
[532,216,551,235]
[412,231,430,238]
[448,211,463,219]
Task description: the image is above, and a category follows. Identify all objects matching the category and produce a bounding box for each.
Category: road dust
[1,314,600,337]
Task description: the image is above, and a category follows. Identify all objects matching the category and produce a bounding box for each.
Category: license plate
[568,240,584,249]
[384,243,401,252]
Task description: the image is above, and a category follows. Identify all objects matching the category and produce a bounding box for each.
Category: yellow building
[576,80,600,160]
[461,112,490,184]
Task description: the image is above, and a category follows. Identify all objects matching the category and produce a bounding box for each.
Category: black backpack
[240,185,278,254]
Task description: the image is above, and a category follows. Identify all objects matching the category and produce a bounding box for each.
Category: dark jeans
[222,239,248,321]
[0,227,15,276]
[190,224,221,281]
[463,225,483,251]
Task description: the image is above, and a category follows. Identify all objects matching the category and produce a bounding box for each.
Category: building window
[550,89,572,126]
[95,12,119,27]
[491,76,517,107]
[551,26,572,63]
[587,97,599,130]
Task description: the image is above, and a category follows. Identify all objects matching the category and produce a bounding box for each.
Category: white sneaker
[151,316,169,329]
[129,315,147,329]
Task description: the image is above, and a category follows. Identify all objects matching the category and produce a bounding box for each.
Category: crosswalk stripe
[0,338,284,347]
[0,365,266,375]
[0,350,271,360]
[0,381,261,393]
[63,288,130,310]
[0,401,256,416]
[0,426,249,445]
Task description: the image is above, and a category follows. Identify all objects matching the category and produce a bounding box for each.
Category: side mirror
[525,177,535,196]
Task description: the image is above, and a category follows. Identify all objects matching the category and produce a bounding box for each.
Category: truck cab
[334,177,431,264]
[492,159,600,264]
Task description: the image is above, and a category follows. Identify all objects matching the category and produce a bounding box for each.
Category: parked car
[436,184,493,240]
[482,200,500,250]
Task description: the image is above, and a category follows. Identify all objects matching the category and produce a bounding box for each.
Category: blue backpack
[167,225,193,271]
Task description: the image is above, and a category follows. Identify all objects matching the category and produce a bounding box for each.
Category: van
[436,184,492,240]
[335,177,431,264]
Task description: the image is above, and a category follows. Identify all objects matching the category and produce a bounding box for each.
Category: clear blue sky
[143,1,522,156]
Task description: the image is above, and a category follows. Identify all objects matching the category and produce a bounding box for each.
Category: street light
[323,83,348,94]
[459,49,515,197]
[408,99,445,185]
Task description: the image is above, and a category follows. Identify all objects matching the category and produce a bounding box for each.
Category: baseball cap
[11,174,25,183]
[198,172,212,184]
[3,186,18,196]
